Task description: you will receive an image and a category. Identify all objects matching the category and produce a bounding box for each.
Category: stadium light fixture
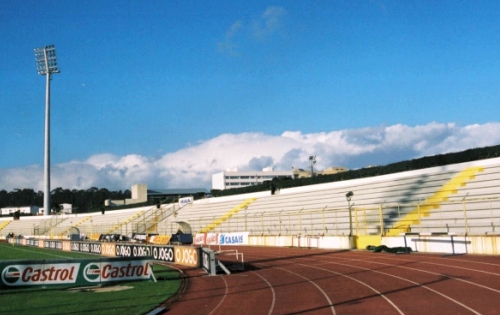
[34,45,60,216]
[309,155,316,177]
[345,191,355,249]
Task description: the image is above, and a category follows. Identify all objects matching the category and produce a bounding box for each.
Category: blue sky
[2,1,500,191]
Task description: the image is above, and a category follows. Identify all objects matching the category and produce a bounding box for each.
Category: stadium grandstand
[1,151,500,255]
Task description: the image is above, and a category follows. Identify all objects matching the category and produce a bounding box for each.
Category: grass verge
[0,242,181,315]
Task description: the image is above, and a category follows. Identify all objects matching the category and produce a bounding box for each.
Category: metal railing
[3,196,499,239]
[188,196,500,236]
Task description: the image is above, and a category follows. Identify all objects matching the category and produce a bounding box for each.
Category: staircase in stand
[385,166,484,236]
[200,198,257,233]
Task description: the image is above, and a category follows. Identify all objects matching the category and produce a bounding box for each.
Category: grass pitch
[0,242,181,315]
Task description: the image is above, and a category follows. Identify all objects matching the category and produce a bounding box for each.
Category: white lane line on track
[418,257,500,267]
[317,260,483,315]
[322,256,500,294]
[250,258,336,315]
[296,263,404,315]
[208,275,228,315]
[244,250,483,315]
[274,266,337,315]
[330,252,500,279]
[396,265,500,294]
[246,251,400,315]
[251,271,276,315]
[366,255,500,277]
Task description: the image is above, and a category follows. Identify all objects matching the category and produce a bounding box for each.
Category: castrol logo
[2,267,21,284]
[83,261,152,283]
[1,264,79,286]
[83,263,102,282]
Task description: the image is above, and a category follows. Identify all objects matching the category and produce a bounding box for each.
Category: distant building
[212,167,293,190]
[106,184,148,206]
[60,203,73,214]
[1,206,39,216]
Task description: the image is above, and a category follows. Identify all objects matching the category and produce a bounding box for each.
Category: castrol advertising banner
[0,257,154,288]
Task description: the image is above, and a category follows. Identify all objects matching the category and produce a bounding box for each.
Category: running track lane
[164,247,500,315]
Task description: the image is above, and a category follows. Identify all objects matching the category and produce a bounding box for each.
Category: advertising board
[218,232,249,245]
[201,248,216,276]
[151,246,175,263]
[206,233,218,245]
[174,246,199,267]
[194,232,249,246]
[62,241,71,252]
[112,244,178,264]
[178,196,193,207]
[193,233,206,245]
[0,257,153,288]
[14,238,200,268]
[101,243,116,257]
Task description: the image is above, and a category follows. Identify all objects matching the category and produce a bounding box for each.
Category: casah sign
[0,257,154,288]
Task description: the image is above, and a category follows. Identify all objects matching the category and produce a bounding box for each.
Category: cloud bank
[1,122,500,191]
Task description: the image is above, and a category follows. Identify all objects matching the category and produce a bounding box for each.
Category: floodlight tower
[34,45,60,216]
[309,155,316,177]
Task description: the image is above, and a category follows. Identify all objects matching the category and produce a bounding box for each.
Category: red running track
[163,246,500,315]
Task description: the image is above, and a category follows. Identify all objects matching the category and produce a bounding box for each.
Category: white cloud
[218,6,286,55]
[1,122,500,192]
[217,21,243,56]
[252,6,287,39]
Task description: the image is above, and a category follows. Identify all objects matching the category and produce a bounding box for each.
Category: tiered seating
[165,198,255,234]
[199,198,257,233]
[2,158,499,240]
[385,166,484,235]
[53,216,92,237]
[0,220,11,232]
[206,168,471,236]
[130,204,175,234]
[39,207,153,238]
[76,207,151,236]
[105,209,146,234]
[413,163,500,235]
[0,216,53,237]
[185,158,500,237]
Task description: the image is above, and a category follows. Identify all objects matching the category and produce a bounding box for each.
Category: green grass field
[0,242,181,315]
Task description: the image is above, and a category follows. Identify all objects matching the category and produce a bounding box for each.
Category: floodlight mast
[309,155,316,177]
[34,45,60,216]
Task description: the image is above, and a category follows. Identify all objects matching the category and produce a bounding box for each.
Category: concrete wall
[248,234,500,255]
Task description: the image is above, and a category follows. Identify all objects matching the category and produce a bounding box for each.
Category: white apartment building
[212,167,293,190]
[1,206,40,216]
